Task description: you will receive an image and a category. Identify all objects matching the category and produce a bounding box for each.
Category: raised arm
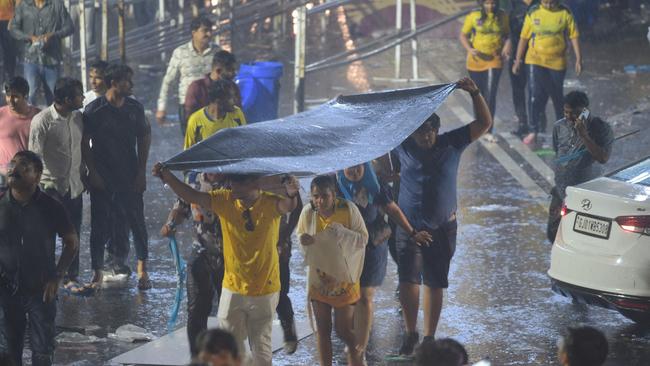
[152,162,212,209]
[456,78,492,141]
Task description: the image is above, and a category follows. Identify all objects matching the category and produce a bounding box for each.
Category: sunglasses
[242,208,255,232]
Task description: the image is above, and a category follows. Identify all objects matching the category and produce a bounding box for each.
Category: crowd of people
[0,0,621,366]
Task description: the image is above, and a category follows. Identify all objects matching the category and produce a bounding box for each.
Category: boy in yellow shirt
[184,79,246,149]
[512,0,582,145]
[459,0,510,139]
[153,163,300,366]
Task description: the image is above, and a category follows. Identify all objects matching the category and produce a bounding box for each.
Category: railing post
[79,0,88,91]
[101,0,108,61]
[409,0,419,80]
[159,0,167,61]
[394,0,402,79]
[178,0,184,25]
[118,0,126,63]
[293,6,307,114]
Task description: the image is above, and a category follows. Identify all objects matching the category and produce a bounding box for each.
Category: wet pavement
[43,3,650,366]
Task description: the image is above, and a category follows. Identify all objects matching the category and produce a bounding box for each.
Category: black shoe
[399,331,419,356]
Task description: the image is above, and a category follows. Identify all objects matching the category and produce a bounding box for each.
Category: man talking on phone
[547,91,614,243]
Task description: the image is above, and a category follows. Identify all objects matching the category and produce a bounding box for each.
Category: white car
[548,156,650,324]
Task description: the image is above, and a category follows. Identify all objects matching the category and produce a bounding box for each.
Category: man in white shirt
[156,15,216,137]
[29,77,85,292]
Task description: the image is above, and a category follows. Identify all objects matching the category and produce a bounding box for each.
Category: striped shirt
[156,41,216,111]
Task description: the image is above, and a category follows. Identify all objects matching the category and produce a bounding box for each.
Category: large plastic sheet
[163,83,457,176]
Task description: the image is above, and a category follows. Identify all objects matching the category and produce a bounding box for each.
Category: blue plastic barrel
[236,62,283,123]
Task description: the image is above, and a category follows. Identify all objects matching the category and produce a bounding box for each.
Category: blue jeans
[0,293,57,366]
[23,63,60,106]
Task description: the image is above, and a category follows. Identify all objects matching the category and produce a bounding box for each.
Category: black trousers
[469,68,502,132]
[186,249,224,356]
[90,191,148,270]
[509,58,528,130]
[44,189,82,280]
[528,65,565,133]
[0,293,57,366]
[277,250,295,336]
[0,20,17,84]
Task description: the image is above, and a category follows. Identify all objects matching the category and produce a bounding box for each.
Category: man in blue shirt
[394,77,492,356]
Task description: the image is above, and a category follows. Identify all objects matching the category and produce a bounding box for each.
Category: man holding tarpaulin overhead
[391,77,493,356]
[152,163,300,366]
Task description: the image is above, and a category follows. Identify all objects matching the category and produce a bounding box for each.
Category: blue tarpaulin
[163,83,457,176]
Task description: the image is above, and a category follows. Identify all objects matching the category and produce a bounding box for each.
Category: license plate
[573,213,612,239]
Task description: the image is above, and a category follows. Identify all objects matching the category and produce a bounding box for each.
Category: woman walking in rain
[297,175,368,366]
[460,0,511,141]
[512,0,582,146]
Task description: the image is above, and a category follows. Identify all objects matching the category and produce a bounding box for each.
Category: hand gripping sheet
[164,83,456,176]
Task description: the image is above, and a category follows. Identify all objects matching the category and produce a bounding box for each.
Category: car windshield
[609,157,650,186]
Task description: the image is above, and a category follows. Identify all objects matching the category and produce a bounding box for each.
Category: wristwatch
[469,89,481,97]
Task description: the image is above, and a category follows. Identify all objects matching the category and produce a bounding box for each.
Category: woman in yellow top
[512,0,582,145]
[297,175,368,366]
[459,0,510,138]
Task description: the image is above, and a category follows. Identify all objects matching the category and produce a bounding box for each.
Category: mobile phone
[578,108,590,121]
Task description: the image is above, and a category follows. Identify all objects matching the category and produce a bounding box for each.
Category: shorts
[396,219,457,288]
[359,240,388,288]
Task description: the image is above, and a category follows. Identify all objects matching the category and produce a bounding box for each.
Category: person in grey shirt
[548,91,614,242]
[9,0,73,105]
[29,77,85,292]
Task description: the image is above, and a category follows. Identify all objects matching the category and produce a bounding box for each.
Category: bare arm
[459,31,476,55]
[44,230,79,302]
[570,37,582,75]
[456,77,492,141]
[135,122,152,192]
[276,175,300,215]
[153,163,212,209]
[279,195,303,244]
[384,201,432,246]
[512,37,528,74]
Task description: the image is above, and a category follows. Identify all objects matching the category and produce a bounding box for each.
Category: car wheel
[619,309,650,326]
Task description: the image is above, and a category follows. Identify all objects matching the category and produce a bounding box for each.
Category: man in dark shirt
[0,150,78,366]
[394,78,492,356]
[9,0,74,105]
[547,91,613,242]
[184,50,241,118]
[82,64,152,290]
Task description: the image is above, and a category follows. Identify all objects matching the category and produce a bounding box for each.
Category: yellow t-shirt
[210,189,282,296]
[461,10,509,71]
[310,199,360,307]
[520,4,579,71]
[184,106,246,149]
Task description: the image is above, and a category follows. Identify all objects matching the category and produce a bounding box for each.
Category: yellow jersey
[310,198,360,307]
[520,4,579,71]
[184,106,246,149]
[209,189,283,296]
[461,9,510,71]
